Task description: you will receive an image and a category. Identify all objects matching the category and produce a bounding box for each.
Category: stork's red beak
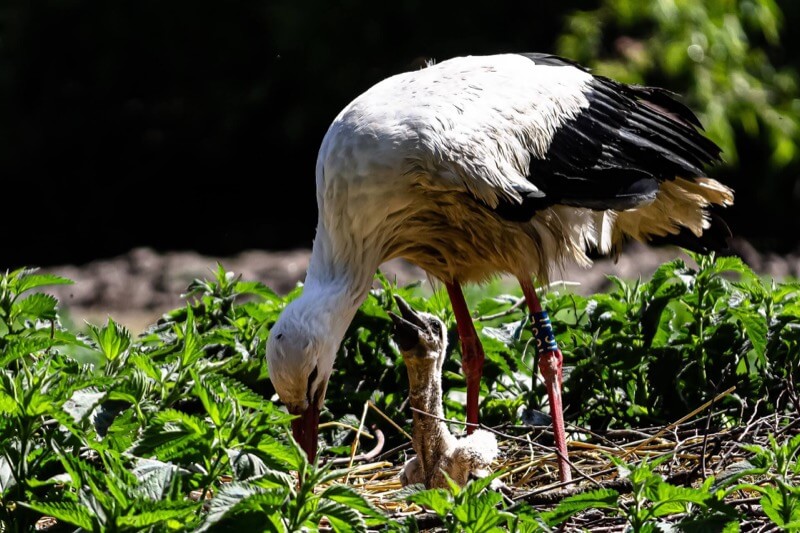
[290,404,320,462]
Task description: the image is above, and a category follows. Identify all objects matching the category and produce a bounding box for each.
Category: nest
[314,392,799,532]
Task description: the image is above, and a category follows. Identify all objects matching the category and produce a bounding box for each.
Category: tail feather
[611,177,734,254]
[647,211,732,254]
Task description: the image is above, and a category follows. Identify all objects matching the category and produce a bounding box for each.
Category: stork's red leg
[445,282,484,434]
[519,278,572,483]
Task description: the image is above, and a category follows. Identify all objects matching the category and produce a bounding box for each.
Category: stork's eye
[275,333,283,340]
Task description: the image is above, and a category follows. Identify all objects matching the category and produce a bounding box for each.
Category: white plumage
[266,53,733,482]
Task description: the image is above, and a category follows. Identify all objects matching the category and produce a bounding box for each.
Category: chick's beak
[290,403,321,462]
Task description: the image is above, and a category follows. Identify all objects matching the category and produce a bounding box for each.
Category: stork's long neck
[303,222,384,328]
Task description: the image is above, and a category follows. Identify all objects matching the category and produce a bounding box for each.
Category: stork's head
[265,291,350,461]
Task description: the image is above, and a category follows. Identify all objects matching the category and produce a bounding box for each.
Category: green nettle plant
[539,454,740,532]
[404,472,526,532]
[1,254,799,531]
[719,433,800,529]
[557,0,799,168]
[540,252,799,430]
[556,0,800,254]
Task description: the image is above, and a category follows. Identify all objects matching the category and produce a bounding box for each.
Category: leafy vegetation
[556,0,800,253]
[1,253,799,531]
[559,0,799,166]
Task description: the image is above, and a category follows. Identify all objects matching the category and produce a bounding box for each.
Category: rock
[34,239,795,333]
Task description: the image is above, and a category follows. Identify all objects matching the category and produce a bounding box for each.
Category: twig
[700,392,728,479]
[329,428,386,465]
[513,460,704,507]
[374,440,414,462]
[408,406,596,488]
[476,296,526,321]
[368,401,413,440]
[774,412,800,438]
[564,422,627,453]
[512,477,632,506]
[318,421,374,439]
[715,399,765,470]
[622,386,735,459]
[476,281,580,321]
[407,406,477,431]
[346,401,371,475]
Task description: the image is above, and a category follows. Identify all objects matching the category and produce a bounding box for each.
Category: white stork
[265,52,734,483]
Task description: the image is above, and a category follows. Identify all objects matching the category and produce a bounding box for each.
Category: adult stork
[265,52,733,483]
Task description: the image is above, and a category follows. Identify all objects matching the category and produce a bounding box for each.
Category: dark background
[2,0,798,269]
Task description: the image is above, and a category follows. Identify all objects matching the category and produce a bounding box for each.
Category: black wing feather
[493,54,722,222]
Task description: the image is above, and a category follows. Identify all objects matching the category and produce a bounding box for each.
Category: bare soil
[39,237,800,334]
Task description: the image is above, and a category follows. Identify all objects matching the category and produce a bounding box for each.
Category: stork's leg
[445,282,484,434]
[519,278,572,483]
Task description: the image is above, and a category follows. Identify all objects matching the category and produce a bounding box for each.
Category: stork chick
[389,296,499,489]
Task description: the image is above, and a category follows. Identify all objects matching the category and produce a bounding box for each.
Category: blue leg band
[532,311,559,353]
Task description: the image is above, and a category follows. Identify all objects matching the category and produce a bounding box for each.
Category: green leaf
[132,458,188,500]
[257,432,304,471]
[131,409,213,461]
[128,353,163,382]
[729,307,767,359]
[452,489,507,532]
[713,460,763,489]
[760,484,800,527]
[479,335,515,377]
[0,337,55,366]
[196,481,288,533]
[648,482,710,517]
[721,520,741,533]
[214,375,274,410]
[475,295,518,318]
[87,317,131,361]
[461,471,504,499]
[20,501,95,530]
[192,371,223,426]
[234,280,281,300]
[254,468,297,490]
[62,387,107,423]
[544,488,619,524]
[15,273,74,294]
[117,500,198,528]
[178,307,205,367]
[647,259,689,294]
[317,499,367,533]
[710,256,759,284]
[508,502,549,531]
[760,488,786,526]
[321,484,387,525]
[15,293,59,321]
[389,482,426,502]
[103,408,140,451]
[24,391,53,417]
[0,455,16,494]
[407,488,453,517]
[228,449,267,481]
[0,389,17,415]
